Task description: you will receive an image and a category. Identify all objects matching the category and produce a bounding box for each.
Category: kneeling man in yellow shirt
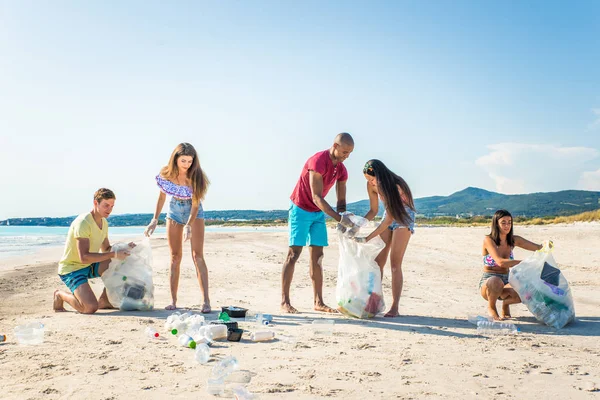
[53,188,134,314]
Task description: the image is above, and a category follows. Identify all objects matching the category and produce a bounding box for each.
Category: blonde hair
[160,143,209,205]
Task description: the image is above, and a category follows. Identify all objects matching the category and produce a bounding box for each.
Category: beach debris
[14,321,44,345]
[509,242,575,329]
[467,315,493,325]
[311,319,335,335]
[144,326,160,339]
[194,343,210,364]
[476,320,519,335]
[249,330,275,342]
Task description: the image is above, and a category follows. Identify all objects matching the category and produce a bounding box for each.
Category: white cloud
[579,168,600,191]
[476,143,599,194]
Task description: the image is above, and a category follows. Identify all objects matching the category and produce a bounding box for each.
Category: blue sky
[1,1,599,219]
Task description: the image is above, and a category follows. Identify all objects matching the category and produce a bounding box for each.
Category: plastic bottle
[206,378,225,396]
[178,334,197,349]
[467,315,493,325]
[250,330,275,342]
[211,356,239,380]
[312,319,335,335]
[244,310,260,322]
[476,320,518,335]
[194,343,210,364]
[144,326,160,339]
[206,324,228,340]
[277,334,297,345]
[232,385,255,400]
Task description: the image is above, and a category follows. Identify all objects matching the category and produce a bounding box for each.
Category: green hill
[1,187,599,226]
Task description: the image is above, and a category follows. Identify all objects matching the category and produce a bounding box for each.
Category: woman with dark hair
[481,209,542,320]
[354,159,416,317]
[144,143,211,312]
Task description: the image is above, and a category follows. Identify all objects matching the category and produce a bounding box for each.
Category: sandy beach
[1,224,599,399]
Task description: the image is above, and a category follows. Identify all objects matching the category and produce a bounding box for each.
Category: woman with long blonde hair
[144,143,211,312]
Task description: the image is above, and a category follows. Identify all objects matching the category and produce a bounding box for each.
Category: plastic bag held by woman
[508,241,575,329]
[336,214,385,318]
[102,238,155,311]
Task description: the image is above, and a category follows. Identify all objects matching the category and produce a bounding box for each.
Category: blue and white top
[156,175,193,200]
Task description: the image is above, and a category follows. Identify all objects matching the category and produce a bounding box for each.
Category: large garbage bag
[102,238,154,311]
[336,214,386,318]
[508,244,575,329]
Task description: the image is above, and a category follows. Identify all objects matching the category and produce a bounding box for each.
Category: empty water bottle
[144,326,160,339]
[312,319,335,335]
[467,315,493,325]
[211,356,239,380]
[250,330,275,342]
[476,320,518,335]
[194,343,210,364]
[206,378,225,396]
[232,385,255,399]
[178,334,197,349]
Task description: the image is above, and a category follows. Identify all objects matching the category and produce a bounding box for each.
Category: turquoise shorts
[288,202,328,247]
[59,263,101,293]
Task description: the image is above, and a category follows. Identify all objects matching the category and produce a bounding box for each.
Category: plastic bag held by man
[336,214,385,318]
[508,242,575,329]
[102,238,155,311]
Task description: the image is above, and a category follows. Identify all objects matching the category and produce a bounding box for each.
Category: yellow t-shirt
[58,213,108,275]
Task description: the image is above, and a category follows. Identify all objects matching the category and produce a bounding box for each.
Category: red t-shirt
[290,150,348,212]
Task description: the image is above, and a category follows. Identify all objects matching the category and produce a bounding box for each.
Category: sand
[1,224,599,399]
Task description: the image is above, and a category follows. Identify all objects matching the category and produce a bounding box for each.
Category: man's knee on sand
[286,247,302,264]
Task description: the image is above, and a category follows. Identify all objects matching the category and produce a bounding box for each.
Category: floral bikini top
[483,249,514,268]
[156,175,193,200]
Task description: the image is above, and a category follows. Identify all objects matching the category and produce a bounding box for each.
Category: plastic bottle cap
[154,333,159,337]
[189,341,196,349]
[171,329,178,335]
[122,276,127,281]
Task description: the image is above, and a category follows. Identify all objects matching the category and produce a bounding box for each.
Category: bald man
[281,133,356,313]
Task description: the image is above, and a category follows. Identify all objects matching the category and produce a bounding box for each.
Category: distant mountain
[346,187,600,218]
[2,187,599,226]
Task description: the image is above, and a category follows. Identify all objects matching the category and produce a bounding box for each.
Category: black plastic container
[209,320,238,331]
[227,328,243,342]
[221,306,248,318]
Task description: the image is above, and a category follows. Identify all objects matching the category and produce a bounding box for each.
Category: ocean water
[0,225,286,259]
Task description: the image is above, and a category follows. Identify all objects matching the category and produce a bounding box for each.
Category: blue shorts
[59,263,101,293]
[383,208,416,234]
[288,202,328,247]
[167,198,204,225]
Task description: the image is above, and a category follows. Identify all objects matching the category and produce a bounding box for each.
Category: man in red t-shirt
[282,133,356,313]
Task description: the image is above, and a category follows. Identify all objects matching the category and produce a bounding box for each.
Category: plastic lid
[189,341,196,349]
[171,329,178,335]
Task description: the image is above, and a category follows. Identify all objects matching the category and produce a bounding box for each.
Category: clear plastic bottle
[206,378,225,396]
[211,355,239,380]
[250,330,275,342]
[232,385,255,399]
[144,326,160,339]
[312,319,335,335]
[194,343,210,364]
[476,320,518,335]
[178,334,197,349]
[467,315,493,325]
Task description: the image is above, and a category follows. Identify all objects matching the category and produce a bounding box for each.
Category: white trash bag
[336,214,385,318]
[102,238,154,311]
[508,243,575,329]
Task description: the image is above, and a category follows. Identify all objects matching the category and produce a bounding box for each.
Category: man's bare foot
[487,306,503,321]
[201,303,211,314]
[384,307,400,318]
[314,303,338,313]
[53,290,66,312]
[98,298,116,310]
[165,303,177,311]
[501,303,512,319]
[281,303,299,314]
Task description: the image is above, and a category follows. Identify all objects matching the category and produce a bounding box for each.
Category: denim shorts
[383,208,415,234]
[59,263,101,293]
[478,272,509,290]
[288,202,328,247]
[167,198,204,225]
